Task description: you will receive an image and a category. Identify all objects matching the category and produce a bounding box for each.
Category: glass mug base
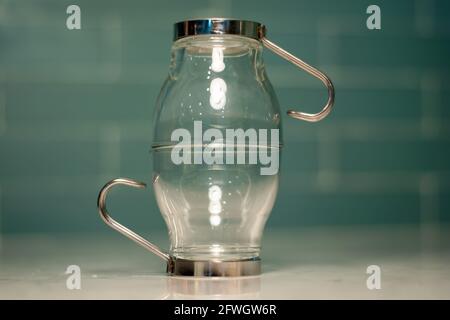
[97,178,264,277]
[169,245,261,276]
[171,245,260,261]
[167,257,261,277]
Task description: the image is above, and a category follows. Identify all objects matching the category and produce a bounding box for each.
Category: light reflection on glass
[209,215,221,227]
[211,47,225,72]
[208,184,222,227]
[209,78,227,110]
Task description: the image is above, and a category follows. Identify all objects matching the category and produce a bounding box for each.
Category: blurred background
[0,0,449,237]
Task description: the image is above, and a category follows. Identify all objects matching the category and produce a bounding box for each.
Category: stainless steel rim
[174,18,262,41]
[167,257,261,277]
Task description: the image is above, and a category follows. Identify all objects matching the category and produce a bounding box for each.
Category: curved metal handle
[97,178,170,262]
[260,27,335,122]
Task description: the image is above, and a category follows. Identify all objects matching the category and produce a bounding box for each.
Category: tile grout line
[0,88,6,136]
[315,16,340,192]
[99,124,121,184]
[414,0,436,38]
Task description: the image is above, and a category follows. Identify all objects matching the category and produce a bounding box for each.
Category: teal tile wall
[0,0,449,233]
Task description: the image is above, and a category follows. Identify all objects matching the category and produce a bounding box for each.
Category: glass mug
[97,19,334,276]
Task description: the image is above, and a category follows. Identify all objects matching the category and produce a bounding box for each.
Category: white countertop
[1,225,449,299]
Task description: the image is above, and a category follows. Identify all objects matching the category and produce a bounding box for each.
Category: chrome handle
[259,26,335,122]
[97,178,170,262]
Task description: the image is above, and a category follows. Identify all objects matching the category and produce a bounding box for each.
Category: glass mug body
[152,35,282,261]
[97,19,335,276]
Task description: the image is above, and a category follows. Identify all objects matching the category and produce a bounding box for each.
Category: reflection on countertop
[163,276,261,300]
[0,225,449,299]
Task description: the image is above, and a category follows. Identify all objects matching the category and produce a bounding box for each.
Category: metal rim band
[167,257,261,277]
[174,18,263,42]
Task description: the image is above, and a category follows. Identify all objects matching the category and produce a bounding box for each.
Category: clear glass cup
[152,35,281,261]
[97,18,334,276]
